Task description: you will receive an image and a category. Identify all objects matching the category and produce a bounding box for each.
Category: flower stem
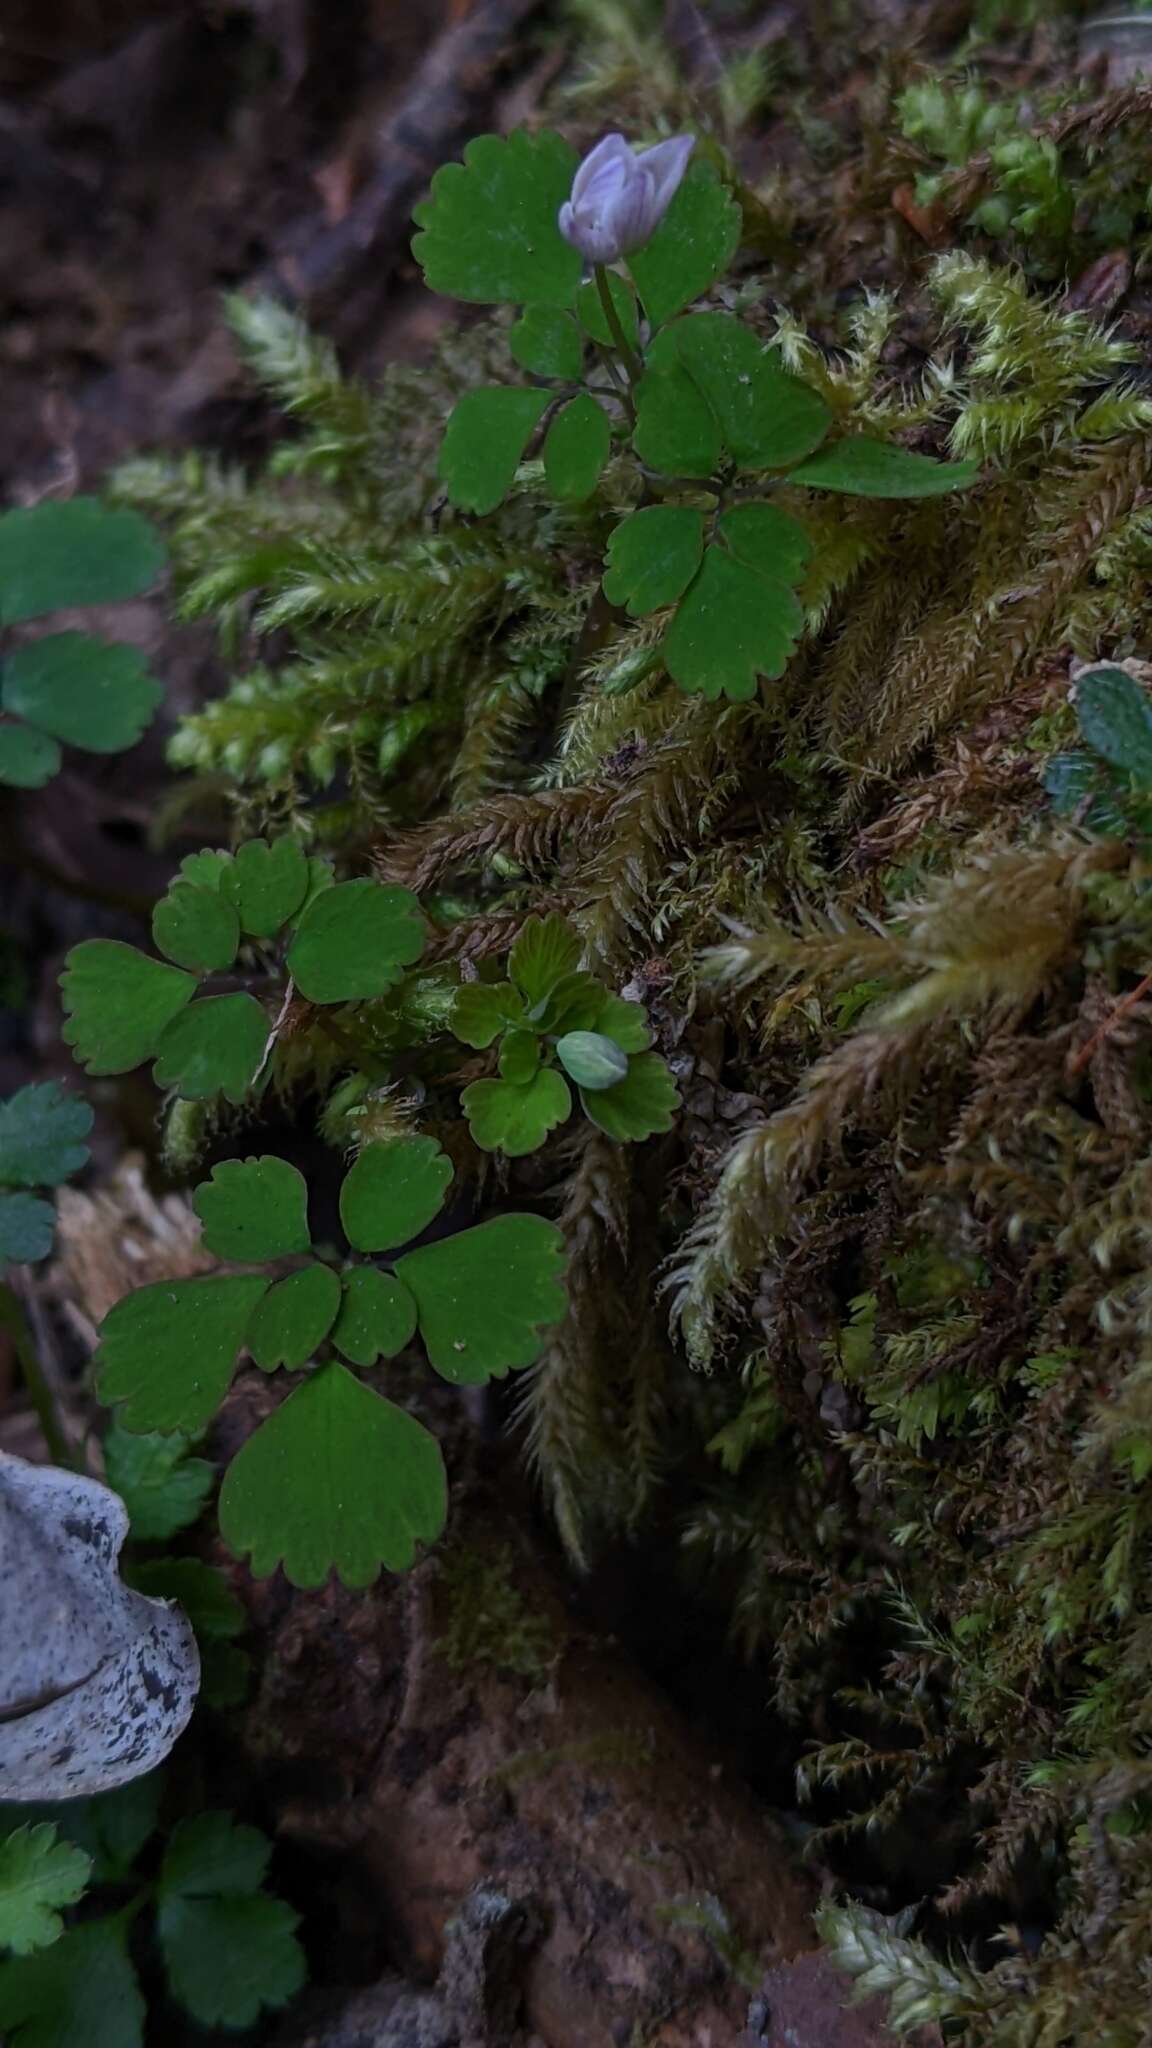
[593,264,643,387]
[0,1279,79,1470]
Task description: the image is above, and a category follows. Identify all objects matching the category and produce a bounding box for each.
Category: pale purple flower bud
[558,132,695,266]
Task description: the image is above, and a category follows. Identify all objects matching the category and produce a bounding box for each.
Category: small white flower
[558,132,695,266]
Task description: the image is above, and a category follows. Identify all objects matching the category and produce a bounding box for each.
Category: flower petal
[571,133,632,205]
[636,134,695,218]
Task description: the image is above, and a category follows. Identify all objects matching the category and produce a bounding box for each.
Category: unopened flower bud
[558,132,695,266]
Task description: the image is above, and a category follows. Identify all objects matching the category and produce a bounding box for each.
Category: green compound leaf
[332,1267,418,1365]
[602,505,704,617]
[0,1084,92,1189]
[0,1825,91,1956]
[0,635,160,754]
[287,879,424,1004]
[556,1030,629,1091]
[439,387,552,515]
[580,1050,680,1141]
[498,1029,540,1083]
[576,271,640,350]
[789,435,980,496]
[0,498,165,625]
[664,545,804,700]
[543,395,612,502]
[220,836,309,938]
[633,361,722,478]
[340,1136,452,1253]
[0,1194,55,1264]
[151,884,240,975]
[509,913,582,1007]
[396,1214,566,1384]
[246,1263,342,1371]
[157,1815,303,2032]
[97,1274,269,1434]
[7,1780,163,1889]
[0,1915,145,2048]
[592,992,653,1053]
[509,306,583,379]
[462,1069,572,1155]
[60,941,195,1077]
[0,723,59,788]
[719,501,813,581]
[451,980,526,1047]
[219,1362,447,1587]
[412,128,581,308]
[660,314,831,470]
[151,993,268,1104]
[193,1156,311,1263]
[536,969,605,1033]
[1075,665,1152,784]
[627,160,742,328]
[102,1423,214,1542]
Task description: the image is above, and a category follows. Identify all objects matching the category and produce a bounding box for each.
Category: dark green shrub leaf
[576,271,639,349]
[246,1263,342,1370]
[287,879,424,1003]
[9,1778,162,1889]
[128,1561,244,1646]
[509,307,583,379]
[193,1156,311,1263]
[0,723,60,788]
[151,884,240,975]
[332,1267,418,1365]
[0,635,160,754]
[633,362,722,478]
[0,1915,144,2048]
[160,1892,304,2029]
[0,1194,55,1264]
[498,1029,540,1083]
[438,387,552,515]
[602,506,704,617]
[556,1030,629,1090]
[789,435,979,496]
[179,849,232,892]
[218,1363,448,1586]
[412,129,581,308]
[509,913,582,1007]
[664,545,803,699]
[340,1136,452,1253]
[1075,665,1152,783]
[0,1823,91,1955]
[0,1084,92,1189]
[592,992,653,1052]
[451,981,526,1047]
[157,1815,303,2031]
[0,498,165,624]
[220,836,309,937]
[580,1049,680,1140]
[159,1812,269,1898]
[662,314,831,469]
[151,993,268,1104]
[719,502,812,581]
[462,1069,572,1155]
[97,1274,269,1433]
[102,1423,214,1542]
[628,161,741,327]
[397,1214,565,1383]
[60,941,196,1077]
[543,395,611,502]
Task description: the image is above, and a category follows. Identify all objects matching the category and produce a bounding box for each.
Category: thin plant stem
[0,1279,79,1470]
[593,264,644,387]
